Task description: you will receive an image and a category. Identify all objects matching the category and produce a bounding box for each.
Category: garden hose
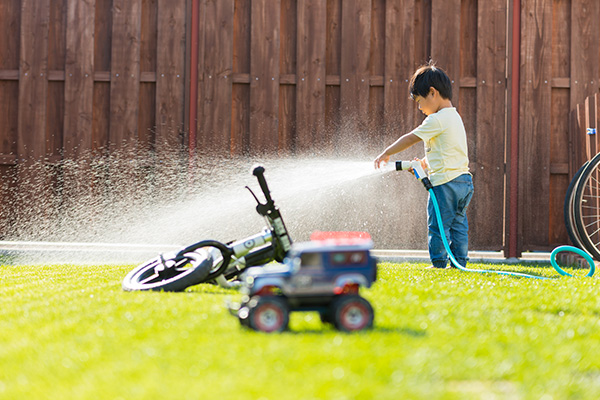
[429,189,596,279]
[394,159,596,279]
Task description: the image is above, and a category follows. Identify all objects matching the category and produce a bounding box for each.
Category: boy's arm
[374,133,422,168]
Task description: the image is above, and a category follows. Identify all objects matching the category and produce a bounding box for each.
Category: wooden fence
[0,0,599,254]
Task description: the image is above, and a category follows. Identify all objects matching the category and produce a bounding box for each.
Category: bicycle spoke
[573,152,600,260]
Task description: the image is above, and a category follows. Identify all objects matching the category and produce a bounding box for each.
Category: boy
[374,62,473,269]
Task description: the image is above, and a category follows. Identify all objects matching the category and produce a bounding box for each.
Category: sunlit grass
[1,261,600,399]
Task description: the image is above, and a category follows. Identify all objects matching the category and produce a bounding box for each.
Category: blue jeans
[427,174,474,268]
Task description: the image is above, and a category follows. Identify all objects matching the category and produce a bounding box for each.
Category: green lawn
[1,261,600,400]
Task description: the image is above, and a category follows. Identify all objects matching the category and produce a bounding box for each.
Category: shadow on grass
[277,325,428,336]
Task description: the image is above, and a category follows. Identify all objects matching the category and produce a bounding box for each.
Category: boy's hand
[408,157,429,175]
[374,153,390,169]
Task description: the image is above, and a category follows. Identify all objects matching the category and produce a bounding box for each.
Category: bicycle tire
[563,160,589,249]
[573,152,600,260]
[175,240,233,281]
[122,250,212,292]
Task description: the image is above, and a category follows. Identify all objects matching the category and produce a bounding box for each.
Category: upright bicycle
[122,165,293,291]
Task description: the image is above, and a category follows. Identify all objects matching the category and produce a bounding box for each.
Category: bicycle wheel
[572,152,600,260]
[122,240,231,291]
[564,160,589,249]
[175,240,232,281]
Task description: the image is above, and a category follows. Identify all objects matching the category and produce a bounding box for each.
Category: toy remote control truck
[232,239,377,332]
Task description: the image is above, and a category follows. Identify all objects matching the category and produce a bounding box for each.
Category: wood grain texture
[198,0,234,155]
[249,0,280,154]
[109,0,142,148]
[296,0,326,153]
[519,0,552,248]
[472,0,506,248]
[64,0,95,157]
[155,0,186,152]
[18,0,50,160]
[339,0,371,153]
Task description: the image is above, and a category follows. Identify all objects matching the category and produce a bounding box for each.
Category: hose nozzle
[396,160,433,190]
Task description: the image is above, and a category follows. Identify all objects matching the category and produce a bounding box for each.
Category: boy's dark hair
[409,61,452,100]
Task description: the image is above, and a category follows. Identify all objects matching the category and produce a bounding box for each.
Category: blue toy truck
[233,240,377,332]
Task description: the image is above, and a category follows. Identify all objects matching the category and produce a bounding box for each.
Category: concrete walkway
[372,249,552,264]
[0,240,566,266]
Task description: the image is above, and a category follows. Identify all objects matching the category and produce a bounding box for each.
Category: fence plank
[471,0,506,249]
[325,0,342,154]
[155,0,186,152]
[64,0,95,158]
[278,0,296,155]
[340,0,371,151]
[431,0,460,101]
[296,0,326,153]
[384,0,414,144]
[18,0,50,160]
[519,0,552,249]
[198,0,234,155]
[91,0,112,152]
[249,0,280,153]
[109,0,142,148]
[0,0,20,158]
[571,0,599,110]
[585,96,597,159]
[231,0,250,154]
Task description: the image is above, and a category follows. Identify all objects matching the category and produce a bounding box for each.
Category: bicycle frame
[122,165,293,291]
[177,165,292,284]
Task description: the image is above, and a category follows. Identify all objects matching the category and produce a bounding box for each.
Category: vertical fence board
[585,96,597,158]
[571,0,599,109]
[0,0,21,70]
[296,0,326,153]
[278,0,296,155]
[384,0,414,145]
[232,0,250,154]
[431,0,460,101]
[520,0,552,249]
[0,0,20,157]
[550,87,571,244]
[325,0,342,152]
[0,82,18,156]
[92,0,112,151]
[138,0,157,150]
[109,0,142,148]
[339,0,371,151]
[471,0,506,249]
[249,0,280,153]
[18,0,50,160]
[198,0,233,155]
[156,0,186,151]
[94,0,112,72]
[64,0,95,157]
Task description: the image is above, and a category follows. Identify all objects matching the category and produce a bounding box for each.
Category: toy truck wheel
[331,295,374,332]
[247,296,289,333]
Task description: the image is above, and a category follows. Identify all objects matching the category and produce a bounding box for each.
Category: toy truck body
[234,240,377,332]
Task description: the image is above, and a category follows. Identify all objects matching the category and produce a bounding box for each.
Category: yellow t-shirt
[410,107,470,186]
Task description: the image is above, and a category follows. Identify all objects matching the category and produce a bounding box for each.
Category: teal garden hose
[394,159,597,279]
[429,189,596,279]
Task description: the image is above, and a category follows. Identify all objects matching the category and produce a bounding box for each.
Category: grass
[1,261,600,400]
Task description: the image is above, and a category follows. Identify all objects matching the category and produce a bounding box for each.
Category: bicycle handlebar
[252,165,275,215]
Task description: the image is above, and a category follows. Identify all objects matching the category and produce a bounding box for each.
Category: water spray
[393,160,596,279]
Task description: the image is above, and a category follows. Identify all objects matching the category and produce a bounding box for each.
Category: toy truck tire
[330,295,374,332]
[245,296,290,333]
